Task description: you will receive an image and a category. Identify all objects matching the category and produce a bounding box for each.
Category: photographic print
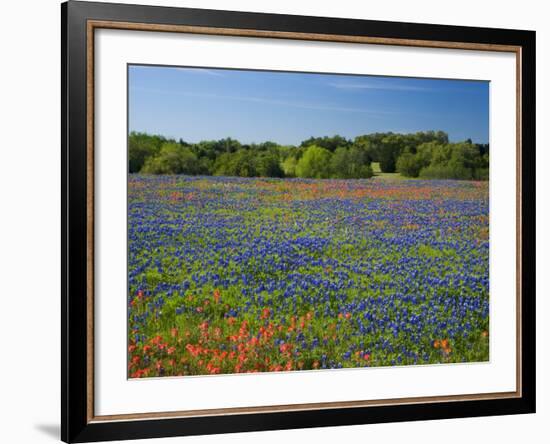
[127,65,490,378]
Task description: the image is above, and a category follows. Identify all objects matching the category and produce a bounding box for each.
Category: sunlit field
[127,175,489,378]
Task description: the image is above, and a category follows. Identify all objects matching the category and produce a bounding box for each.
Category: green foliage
[330,146,373,179]
[396,152,422,177]
[295,145,333,178]
[214,150,259,177]
[129,131,488,181]
[413,142,489,180]
[256,151,284,178]
[281,156,298,177]
[354,131,451,173]
[212,149,284,178]
[395,140,489,180]
[128,132,166,173]
[141,143,198,175]
[378,134,404,172]
[474,168,489,181]
[300,135,351,152]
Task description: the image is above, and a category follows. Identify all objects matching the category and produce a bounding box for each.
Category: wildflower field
[128,176,489,378]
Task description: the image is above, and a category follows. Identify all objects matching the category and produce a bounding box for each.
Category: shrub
[396,152,422,177]
[295,146,332,179]
[141,143,198,175]
[214,150,258,177]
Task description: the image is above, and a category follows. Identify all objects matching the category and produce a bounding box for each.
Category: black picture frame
[62,1,536,442]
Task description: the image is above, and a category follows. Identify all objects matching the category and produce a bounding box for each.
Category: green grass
[372,162,402,180]
[371,162,415,180]
[371,162,382,173]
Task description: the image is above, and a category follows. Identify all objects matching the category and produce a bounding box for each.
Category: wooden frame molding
[88,19,522,52]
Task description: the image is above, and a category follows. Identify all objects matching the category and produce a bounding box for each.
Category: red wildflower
[186,344,201,357]
[279,343,292,355]
[213,289,221,303]
[131,369,148,378]
[199,321,209,331]
[151,335,163,345]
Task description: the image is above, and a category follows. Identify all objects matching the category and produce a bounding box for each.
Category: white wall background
[0,0,546,443]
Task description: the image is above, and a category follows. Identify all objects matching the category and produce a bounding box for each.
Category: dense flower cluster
[128,176,489,377]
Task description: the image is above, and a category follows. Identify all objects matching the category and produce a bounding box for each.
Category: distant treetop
[129,131,488,180]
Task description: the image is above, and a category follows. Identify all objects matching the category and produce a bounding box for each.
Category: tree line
[129,131,489,180]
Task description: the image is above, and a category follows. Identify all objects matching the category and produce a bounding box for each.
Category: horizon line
[128,130,490,146]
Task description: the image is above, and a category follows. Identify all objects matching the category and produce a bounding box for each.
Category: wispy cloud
[328,81,431,92]
[130,86,398,115]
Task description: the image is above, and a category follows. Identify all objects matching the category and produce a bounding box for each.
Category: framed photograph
[62,1,536,442]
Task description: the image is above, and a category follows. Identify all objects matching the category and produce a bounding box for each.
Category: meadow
[128,175,489,378]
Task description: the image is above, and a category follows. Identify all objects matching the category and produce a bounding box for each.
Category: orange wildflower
[213,288,221,303]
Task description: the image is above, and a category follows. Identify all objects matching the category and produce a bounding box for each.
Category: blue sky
[128,65,489,145]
